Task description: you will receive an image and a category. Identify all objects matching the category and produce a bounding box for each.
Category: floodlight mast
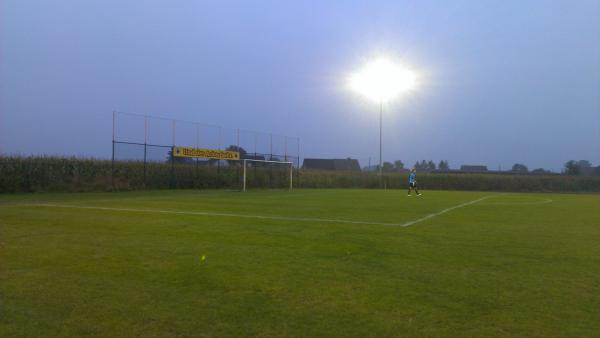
[348,57,417,188]
[379,101,382,180]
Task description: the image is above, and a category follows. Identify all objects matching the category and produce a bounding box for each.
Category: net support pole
[171,119,175,188]
[237,128,241,188]
[284,136,287,162]
[143,116,147,186]
[111,110,115,190]
[242,159,247,192]
[195,123,200,182]
[289,163,293,191]
[217,127,221,173]
[269,133,273,160]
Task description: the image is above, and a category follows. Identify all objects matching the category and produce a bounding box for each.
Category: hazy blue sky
[2,0,599,171]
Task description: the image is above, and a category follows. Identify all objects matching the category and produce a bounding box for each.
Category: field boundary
[13,195,498,228]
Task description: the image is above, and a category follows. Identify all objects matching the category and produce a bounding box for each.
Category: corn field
[297,170,600,192]
[0,156,291,192]
[1,156,599,193]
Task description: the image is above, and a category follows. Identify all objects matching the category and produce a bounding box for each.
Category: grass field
[1,189,599,337]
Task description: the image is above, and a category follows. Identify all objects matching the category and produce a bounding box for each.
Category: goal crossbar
[242,159,293,192]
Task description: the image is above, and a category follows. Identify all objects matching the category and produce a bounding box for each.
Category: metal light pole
[348,57,418,189]
[379,101,383,186]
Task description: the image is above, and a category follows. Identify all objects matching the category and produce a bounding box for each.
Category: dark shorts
[409,182,417,188]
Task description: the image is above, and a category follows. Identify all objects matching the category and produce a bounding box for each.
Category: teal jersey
[409,172,416,183]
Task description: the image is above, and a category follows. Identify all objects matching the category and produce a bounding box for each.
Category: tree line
[379,160,450,172]
[516,160,598,175]
[377,160,597,175]
[564,160,595,175]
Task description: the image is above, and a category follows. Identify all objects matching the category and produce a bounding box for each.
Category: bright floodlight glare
[349,58,417,103]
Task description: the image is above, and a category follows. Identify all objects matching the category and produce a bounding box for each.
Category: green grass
[1,189,599,337]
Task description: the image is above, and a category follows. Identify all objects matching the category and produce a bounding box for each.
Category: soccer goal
[242,159,293,191]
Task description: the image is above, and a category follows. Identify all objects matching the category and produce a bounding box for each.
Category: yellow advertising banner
[172,146,240,160]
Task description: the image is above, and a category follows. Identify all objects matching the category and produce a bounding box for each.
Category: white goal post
[242,159,294,192]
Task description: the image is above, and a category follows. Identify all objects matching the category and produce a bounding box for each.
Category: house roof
[302,158,361,171]
[460,165,488,172]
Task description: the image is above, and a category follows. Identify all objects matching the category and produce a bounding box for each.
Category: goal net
[242,159,293,191]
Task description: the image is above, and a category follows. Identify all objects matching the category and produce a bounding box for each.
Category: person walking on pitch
[408,168,421,196]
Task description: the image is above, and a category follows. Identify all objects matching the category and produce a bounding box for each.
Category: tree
[225,145,247,166]
[394,160,404,171]
[438,160,449,170]
[382,162,394,172]
[564,160,580,175]
[512,163,528,173]
[427,160,436,171]
[414,160,438,171]
[577,160,592,168]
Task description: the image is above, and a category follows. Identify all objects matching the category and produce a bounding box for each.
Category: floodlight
[348,58,417,103]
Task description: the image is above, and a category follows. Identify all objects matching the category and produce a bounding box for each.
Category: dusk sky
[1,0,599,171]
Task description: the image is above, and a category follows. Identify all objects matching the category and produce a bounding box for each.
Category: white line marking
[18,203,403,227]
[400,195,495,227]
[15,195,497,228]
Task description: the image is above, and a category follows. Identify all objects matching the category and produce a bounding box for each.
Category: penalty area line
[17,195,497,228]
[17,203,403,227]
[400,195,496,227]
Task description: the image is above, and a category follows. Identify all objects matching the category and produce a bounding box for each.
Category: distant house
[363,165,409,173]
[460,165,488,172]
[531,168,552,175]
[303,158,361,171]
